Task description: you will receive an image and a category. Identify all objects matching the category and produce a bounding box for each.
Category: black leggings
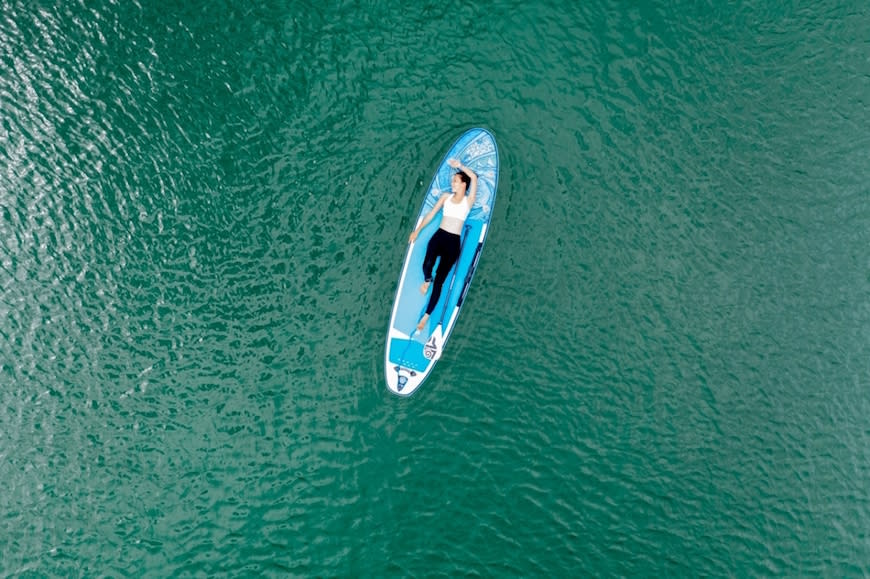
[422,228,461,315]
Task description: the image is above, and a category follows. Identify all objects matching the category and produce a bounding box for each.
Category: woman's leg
[420,230,444,294]
[424,234,460,315]
[421,233,440,282]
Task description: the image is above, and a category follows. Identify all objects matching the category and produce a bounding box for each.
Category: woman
[408,158,478,332]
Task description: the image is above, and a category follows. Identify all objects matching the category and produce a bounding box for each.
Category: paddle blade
[423,325,444,361]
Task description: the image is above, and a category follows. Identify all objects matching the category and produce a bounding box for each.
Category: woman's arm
[409,193,448,243]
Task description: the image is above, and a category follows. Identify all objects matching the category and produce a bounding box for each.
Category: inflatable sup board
[385,128,499,396]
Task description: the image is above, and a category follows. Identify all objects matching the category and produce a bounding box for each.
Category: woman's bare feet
[419,280,431,295]
[416,313,430,332]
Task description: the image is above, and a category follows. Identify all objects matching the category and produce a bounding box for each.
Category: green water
[2,0,869,575]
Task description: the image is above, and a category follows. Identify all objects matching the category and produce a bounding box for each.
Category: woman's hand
[409,230,419,243]
[447,158,461,169]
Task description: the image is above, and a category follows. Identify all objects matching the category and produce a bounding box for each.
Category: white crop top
[440,196,472,234]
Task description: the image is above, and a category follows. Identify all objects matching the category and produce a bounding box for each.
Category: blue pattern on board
[422,130,498,223]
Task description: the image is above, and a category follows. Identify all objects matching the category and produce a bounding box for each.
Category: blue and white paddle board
[385,128,499,396]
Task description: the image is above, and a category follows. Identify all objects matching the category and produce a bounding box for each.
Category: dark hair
[455,170,471,191]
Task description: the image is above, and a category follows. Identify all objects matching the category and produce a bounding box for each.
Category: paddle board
[385,128,499,396]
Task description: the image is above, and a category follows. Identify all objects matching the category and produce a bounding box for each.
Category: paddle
[424,223,471,361]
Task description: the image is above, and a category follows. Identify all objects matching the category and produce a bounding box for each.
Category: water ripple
[2,0,870,575]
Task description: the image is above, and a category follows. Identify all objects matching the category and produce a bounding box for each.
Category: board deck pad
[385,128,499,396]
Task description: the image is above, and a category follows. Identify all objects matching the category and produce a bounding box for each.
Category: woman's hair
[455,170,471,191]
